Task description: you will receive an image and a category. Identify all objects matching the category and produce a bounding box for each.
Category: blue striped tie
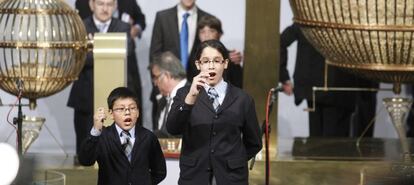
[121,131,133,161]
[208,88,220,112]
[180,13,190,69]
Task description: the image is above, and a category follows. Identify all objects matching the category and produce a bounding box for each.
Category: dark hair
[107,87,139,109]
[197,15,223,34]
[195,40,229,61]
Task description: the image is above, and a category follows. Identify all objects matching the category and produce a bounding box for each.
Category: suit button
[212,131,217,136]
[206,167,211,172]
[211,149,215,153]
[214,115,219,119]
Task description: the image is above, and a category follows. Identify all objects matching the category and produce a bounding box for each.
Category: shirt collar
[204,79,227,96]
[177,3,197,17]
[92,16,112,30]
[170,79,187,99]
[115,124,135,138]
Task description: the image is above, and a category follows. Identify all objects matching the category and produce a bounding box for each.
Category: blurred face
[151,65,170,96]
[199,26,221,42]
[110,98,139,131]
[90,0,116,22]
[196,46,228,86]
[180,0,195,10]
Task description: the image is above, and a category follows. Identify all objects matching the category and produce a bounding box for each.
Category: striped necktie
[208,88,220,112]
[121,131,133,161]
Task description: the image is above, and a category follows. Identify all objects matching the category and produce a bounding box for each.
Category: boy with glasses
[79,87,166,185]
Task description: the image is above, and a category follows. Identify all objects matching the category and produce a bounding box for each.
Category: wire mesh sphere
[0,0,88,105]
[289,0,414,86]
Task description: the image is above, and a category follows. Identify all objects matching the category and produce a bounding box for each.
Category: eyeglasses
[197,58,227,65]
[112,106,138,113]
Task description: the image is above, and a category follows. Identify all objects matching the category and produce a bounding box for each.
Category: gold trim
[0,41,89,49]
[326,61,414,71]
[294,19,414,31]
[0,8,77,15]
[0,77,78,82]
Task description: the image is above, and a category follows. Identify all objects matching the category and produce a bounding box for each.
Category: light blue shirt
[91,124,136,146]
[204,79,228,105]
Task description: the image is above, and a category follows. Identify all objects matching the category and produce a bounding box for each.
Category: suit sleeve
[78,134,100,166]
[242,96,262,160]
[129,1,146,31]
[149,12,163,63]
[149,134,167,184]
[279,24,299,83]
[166,88,192,135]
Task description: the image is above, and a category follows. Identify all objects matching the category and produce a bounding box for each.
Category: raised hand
[185,71,210,105]
[93,107,106,131]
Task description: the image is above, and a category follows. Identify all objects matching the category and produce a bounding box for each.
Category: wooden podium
[93,33,127,126]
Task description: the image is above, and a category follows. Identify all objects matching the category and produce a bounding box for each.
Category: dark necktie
[121,131,132,161]
[180,13,190,69]
[161,96,172,128]
[208,88,220,112]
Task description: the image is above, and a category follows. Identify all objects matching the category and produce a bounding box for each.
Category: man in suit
[149,0,212,132]
[67,0,142,158]
[75,0,146,38]
[166,40,262,185]
[149,51,188,138]
[79,87,166,185]
[280,23,357,137]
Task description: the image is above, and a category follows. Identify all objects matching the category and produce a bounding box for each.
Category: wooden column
[244,0,280,157]
[93,33,127,126]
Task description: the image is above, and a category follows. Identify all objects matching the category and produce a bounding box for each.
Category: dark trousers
[74,110,93,155]
[308,100,353,137]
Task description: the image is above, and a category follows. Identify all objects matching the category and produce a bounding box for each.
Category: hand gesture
[93,107,106,131]
[185,72,210,105]
[229,49,243,65]
[282,81,293,95]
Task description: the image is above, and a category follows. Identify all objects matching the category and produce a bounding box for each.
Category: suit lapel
[198,88,216,113]
[217,84,238,114]
[106,19,117,32]
[108,124,124,152]
[131,126,147,165]
[170,7,180,52]
[85,17,99,33]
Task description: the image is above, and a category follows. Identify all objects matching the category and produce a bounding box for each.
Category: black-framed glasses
[197,58,227,65]
[112,106,138,113]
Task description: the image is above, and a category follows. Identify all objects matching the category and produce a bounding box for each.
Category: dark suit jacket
[279,23,356,109]
[79,124,166,185]
[75,0,146,31]
[166,85,262,185]
[67,17,141,113]
[149,5,211,74]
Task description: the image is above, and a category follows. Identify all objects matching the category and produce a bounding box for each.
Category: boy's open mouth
[209,72,216,77]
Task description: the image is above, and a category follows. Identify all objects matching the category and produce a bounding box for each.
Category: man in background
[67,0,140,161]
[149,51,188,137]
[75,0,146,38]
